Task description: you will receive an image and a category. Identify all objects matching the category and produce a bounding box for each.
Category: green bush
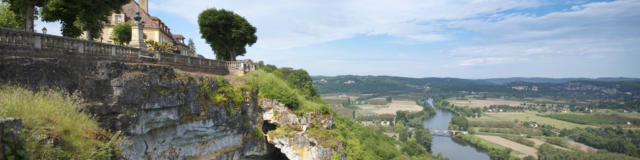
[110,22,132,45]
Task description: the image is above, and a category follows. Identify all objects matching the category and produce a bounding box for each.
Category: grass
[473,111,594,129]
[0,85,126,159]
[246,70,332,114]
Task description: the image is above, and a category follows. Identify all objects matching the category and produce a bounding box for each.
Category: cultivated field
[476,135,538,158]
[473,112,594,129]
[357,100,422,115]
[447,98,524,108]
[565,139,598,152]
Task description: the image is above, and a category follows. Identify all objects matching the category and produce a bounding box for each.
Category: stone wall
[0,27,253,76]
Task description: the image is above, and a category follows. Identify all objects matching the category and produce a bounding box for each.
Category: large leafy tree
[40,0,128,39]
[198,8,257,61]
[2,0,46,32]
[0,2,23,29]
[109,22,131,45]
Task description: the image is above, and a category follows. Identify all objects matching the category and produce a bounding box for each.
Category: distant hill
[312,75,640,99]
[312,75,505,95]
[480,77,640,85]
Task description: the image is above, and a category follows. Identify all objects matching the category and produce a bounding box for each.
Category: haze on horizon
[37,0,640,79]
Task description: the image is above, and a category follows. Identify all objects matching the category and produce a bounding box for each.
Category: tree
[414,128,433,152]
[198,8,257,61]
[260,64,277,73]
[187,38,195,52]
[2,0,46,31]
[109,22,131,45]
[0,2,23,29]
[40,0,128,39]
[450,115,468,131]
[286,69,318,98]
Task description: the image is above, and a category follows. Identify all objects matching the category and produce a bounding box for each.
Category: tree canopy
[2,0,46,31]
[286,69,318,98]
[198,8,257,61]
[40,0,128,39]
[109,22,131,45]
[0,2,23,29]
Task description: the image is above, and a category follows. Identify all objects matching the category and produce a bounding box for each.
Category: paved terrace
[0,27,254,75]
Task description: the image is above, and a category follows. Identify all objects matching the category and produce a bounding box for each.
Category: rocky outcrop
[0,57,338,160]
[260,99,335,160]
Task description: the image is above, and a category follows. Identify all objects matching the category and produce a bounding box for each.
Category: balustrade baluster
[0,29,6,44]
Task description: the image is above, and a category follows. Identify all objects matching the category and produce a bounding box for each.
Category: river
[422,98,490,160]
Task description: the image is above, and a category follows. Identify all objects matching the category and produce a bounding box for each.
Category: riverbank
[423,98,491,160]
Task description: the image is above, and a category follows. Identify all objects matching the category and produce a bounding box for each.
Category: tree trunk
[230,50,236,61]
[24,1,34,32]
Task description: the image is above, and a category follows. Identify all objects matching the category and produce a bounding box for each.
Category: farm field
[526,138,566,150]
[446,97,524,108]
[476,135,537,158]
[357,100,422,115]
[565,139,598,152]
[473,112,594,129]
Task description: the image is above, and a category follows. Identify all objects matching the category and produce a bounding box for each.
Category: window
[115,15,123,23]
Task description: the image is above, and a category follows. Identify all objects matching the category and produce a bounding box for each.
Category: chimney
[139,0,148,13]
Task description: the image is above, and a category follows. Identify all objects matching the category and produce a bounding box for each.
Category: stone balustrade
[0,27,254,75]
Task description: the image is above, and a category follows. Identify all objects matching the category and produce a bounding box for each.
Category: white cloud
[445,0,640,59]
[457,57,526,66]
[149,0,541,49]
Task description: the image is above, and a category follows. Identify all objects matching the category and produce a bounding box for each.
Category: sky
[35,0,640,78]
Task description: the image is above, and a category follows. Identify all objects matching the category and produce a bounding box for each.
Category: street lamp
[41,27,47,34]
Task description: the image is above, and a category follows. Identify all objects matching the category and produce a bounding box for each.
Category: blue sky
[36,0,640,78]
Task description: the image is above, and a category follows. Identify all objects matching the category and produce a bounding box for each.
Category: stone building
[98,0,197,57]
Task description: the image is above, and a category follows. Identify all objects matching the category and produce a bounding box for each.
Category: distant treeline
[560,127,640,158]
[313,75,640,100]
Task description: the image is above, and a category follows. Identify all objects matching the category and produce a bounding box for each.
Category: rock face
[0,57,337,160]
[260,99,335,160]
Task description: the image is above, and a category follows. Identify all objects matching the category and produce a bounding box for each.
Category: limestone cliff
[260,99,334,160]
[0,57,337,160]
